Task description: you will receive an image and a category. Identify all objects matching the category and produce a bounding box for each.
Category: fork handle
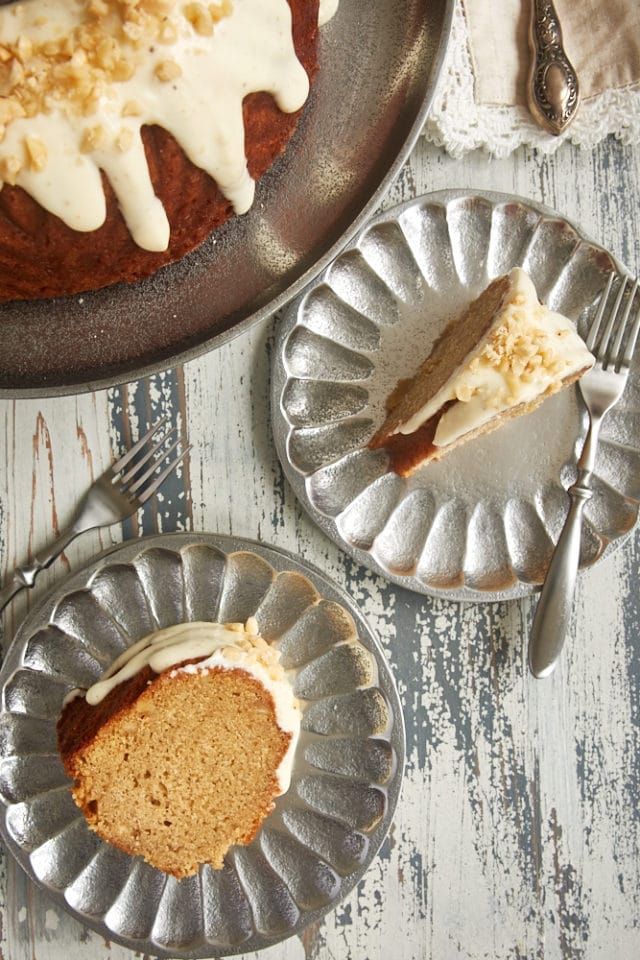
[528,470,593,678]
[0,528,78,614]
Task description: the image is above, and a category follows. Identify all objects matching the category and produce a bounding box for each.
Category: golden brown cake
[369,268,595,477]
[57,620,301,878]
[0,0,321,301]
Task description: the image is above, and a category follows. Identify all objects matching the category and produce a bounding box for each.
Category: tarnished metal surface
[0,535,403,957]
[272,190,640,600]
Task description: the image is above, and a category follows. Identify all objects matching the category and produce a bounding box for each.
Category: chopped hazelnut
[24,134,47,171]
[0,97,26,124]
[210,0,233,22]
[113,58,136,82]
[80,124,108,153]
[0,154,22,184]
[115,127,134,151]
[183,3,213,35]
[156,20,176,43]
[155,59,182,82]
[15,36,34,64]
[88,0,110,15]
[122,98,142,116]
[0,0,205,135]
[9,59,25,88]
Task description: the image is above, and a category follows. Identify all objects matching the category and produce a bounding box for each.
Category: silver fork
[0,417,189,613]
[528,272,640,678]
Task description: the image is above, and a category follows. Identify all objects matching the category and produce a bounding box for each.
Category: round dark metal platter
[0,0,453,397]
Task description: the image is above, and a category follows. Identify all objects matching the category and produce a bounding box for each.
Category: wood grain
[0,135,639,960]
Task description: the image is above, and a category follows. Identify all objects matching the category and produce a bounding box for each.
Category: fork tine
[111,415,170,472]
[607,277,637,370]
[621,280,640,369]
[595,275,628,362]
[135,446,191,505]
[123,436,181,496]
[117,427,177,486]
[586,273,615,352]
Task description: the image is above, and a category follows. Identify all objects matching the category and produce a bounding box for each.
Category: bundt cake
[0,0,323,301]
[57,619,301,878]
[369,267,595,477]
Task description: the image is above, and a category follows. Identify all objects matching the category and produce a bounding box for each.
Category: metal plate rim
[0,532,405,957]
[271,187,637,602]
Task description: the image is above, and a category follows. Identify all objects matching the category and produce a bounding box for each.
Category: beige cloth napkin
[467,0,640,105]
[424,0,640,156]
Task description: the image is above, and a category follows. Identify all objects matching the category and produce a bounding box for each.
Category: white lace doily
[423,0,640,157]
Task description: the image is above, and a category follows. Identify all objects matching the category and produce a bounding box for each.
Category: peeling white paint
[0,136,639,960]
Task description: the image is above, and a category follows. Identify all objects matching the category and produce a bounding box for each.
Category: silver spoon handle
[527,0,580,135]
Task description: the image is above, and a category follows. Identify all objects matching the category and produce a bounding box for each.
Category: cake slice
[368,268,595,477]
[57,620,300,878]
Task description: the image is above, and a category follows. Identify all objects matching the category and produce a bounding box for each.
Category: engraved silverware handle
[528,419,601,679]
[0,528,79,613]
[527,0,580,135]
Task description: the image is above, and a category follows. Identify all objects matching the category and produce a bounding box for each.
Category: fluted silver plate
[0,534,404,957]
[272,190,640,601]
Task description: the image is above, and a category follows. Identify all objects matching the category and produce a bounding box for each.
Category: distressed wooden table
[1,134,639,960]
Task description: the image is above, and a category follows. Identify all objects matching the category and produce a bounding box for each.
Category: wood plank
[0,133,638,960]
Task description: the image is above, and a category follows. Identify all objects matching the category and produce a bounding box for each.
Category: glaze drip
[0,0,325,250]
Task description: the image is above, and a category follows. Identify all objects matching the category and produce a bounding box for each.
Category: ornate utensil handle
[527,0,580,135]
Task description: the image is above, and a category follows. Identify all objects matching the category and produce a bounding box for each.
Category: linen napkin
[424,0,640,157]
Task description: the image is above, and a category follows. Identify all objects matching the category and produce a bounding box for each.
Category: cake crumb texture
[59,665,292,878]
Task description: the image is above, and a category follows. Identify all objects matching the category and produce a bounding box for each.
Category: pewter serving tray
[0,0,453,396]
[272,190,640,601]
[0,534,404,957]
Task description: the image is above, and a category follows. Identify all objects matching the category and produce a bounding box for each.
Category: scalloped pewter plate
[0,534,404,958]
[271,190,640,601]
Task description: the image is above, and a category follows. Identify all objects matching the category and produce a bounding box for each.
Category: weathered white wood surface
[1,135,639,960]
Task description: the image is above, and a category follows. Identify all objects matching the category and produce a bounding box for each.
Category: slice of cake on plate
[57,619,300,878]
[368,267,595,478]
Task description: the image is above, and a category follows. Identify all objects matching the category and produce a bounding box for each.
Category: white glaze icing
[318,0,339,26]
[396,268,595,447]
[0,0,335,251]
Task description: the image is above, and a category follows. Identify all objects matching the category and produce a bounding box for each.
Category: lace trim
[423,0,640,158]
